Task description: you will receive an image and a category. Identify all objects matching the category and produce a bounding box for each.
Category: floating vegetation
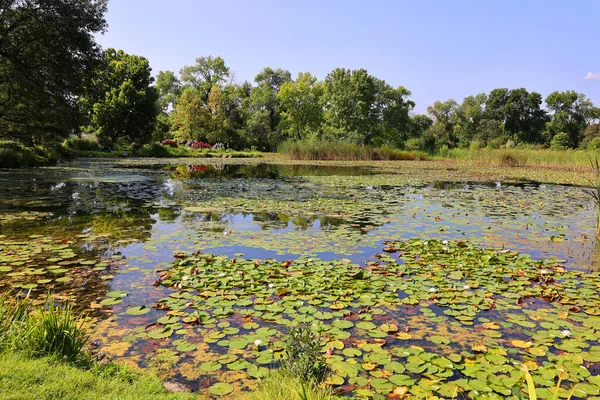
[94,240,600,399]
[1,159,600,398]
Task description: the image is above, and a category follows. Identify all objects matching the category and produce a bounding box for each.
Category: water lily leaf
[208,382,233,396]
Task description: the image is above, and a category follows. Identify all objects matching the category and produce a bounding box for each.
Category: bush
[0,146,37,168]
[438,145,449,158]
[63,135,101,151]
[281,324,330,384]
[588,137,600,151]
[138,143,170,157]
[161,139,178,148]
[505,139,516,149]
[550,132,571,150]
[469,140,482,151]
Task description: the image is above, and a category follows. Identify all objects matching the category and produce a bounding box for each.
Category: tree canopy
[0,0,107,144]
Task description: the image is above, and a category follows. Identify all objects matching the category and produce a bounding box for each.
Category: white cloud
[583,72,600,80]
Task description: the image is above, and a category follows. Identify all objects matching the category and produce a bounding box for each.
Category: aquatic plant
[26,298,89,363]
[586,157,600,235]
[278,140,428,161]
[243,371,342,400]
[281,324,330,385]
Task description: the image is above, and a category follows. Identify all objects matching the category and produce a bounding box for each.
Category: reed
[278,141,428,161]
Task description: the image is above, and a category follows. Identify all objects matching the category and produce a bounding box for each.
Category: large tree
[277,72,323,140]
[83,48,158,146]
[545,91,596,148]
[180,56,230,103]
[427,99,458,147]
[321,68,379,144]
[485,88,547,144]
[0,0,108,144]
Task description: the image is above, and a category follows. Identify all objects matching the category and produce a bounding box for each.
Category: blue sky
[97,0,599,113]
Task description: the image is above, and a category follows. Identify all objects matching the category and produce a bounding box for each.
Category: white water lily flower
[539,269,550,275]
[218,272,225,277]
[429,287,438,293]
[463,284,471,290]
[254,339,263,346]
[442,240,448,245]
[268,283,275,288]
[182,275,190,281]
[561,330,571,338]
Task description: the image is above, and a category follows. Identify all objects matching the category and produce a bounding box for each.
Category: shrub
[469,140,482,151]
[161,139,178,148]
[190,141,211,149]
[438,145,449,157]
[281,324,330,384]
[63,135,101,151]
[505,139,516,149]
[550,132,571,150]
[588,137,600,151]
[138,143,170,157]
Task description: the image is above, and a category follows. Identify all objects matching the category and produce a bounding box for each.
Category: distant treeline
[2,0,599,154]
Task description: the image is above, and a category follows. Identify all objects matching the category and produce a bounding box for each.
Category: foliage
[279,140,427,161]
[550,132,572,150]
[243,371,342,400]
[281,324,330,385]
[63,135,101,152]
[26,298,89,363]
[0,0,107,145]
[82,48,158,147]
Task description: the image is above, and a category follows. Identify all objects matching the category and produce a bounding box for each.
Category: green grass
[0,353,198,400]
[243,372,342,400]
[278,140,428,161]
[444,148,600,170]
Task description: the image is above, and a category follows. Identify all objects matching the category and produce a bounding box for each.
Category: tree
[321,68,379,144]
[155,70,181,112]
[254,67,291,93]
[180,56,230,103]
[407,114,433,138]
[545,91,596,148]
[484,88,547,144]
[453,93,487,147]
[170,88,208,142]
[277,72,323,140]
[376,82,415,147]
[0,0,108,145]
[427,100,458,147]
[83,48,158,146]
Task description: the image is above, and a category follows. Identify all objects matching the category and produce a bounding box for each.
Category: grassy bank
[444,148,600,170]
[278,141,428,161]
[0,353,197,400]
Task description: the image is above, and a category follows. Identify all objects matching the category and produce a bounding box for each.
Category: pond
[1,158,599,399]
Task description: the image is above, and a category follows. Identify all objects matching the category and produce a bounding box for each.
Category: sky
[96,0,600,113]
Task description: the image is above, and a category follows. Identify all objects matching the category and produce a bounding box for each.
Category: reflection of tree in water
[89,210,154,243]
[167,163,374,182]
[156,207,181,222]
[250,211,376,233]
